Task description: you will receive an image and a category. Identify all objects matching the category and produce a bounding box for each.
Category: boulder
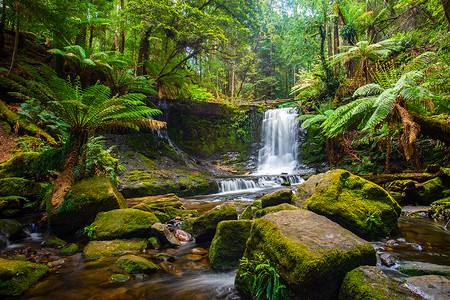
[115,254,158,274]
[91,209,159,240]
[418,177,447,205]
[191,202,238,243]
[239,205,257,220]
[151,223,181,247]
[260,188,293,208]
[0,219,24,240]
[110,273,130,282]
[47,175,127,235]
[209,220,252,269]
[127,193,183,209]
[235,210,376,299]
[0,177,41,199]
[339,266,418,300]
[397,261,450,276]
[0,196,30,218]
[42,235,67,248]
[59,243,79,256]
[159,261,183,276]
[254,203,300,218]
[83,239,147,261]
[296,170,401,240]
[405,275,450,300]
[0,257,49,296]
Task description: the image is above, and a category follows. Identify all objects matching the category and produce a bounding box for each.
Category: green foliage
[239,253,292,300]
[80,223,98,239]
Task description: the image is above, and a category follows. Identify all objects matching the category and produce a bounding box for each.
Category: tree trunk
[231,48,236,102]
[411,112,450,145]
[119,0,126,53]
[9,12,19,74]
[441,0,450,28]
[0,0,6,52]
[384,127,391,174]
[137,27,152,76]
[89,25,94,48]
[50,135,85,209]
[333,16,340,74]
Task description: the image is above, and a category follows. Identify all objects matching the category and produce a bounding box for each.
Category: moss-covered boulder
[209,220,252,269]
[397,261,450,276]
[90,209,159,240]
[418,177,447,205]
[59,243,79,256]
[0,152,59,181]
[0,219,26,248]
[235,210,376,299]
[297,170,401,240]
[0,178,42,199]
[191,202,238,243]
[47,175,127,235]
[339,266,418,300]
[128,193,183,209]
[240,205,258,220]
[254,203,300,218]
[0,257,49,296]
[115,254,158,274]
[260,188,293,208]
[42,235,67,248]
[0,196,30,218]
[83,239,147,261]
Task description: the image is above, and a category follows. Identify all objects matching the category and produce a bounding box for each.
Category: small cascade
[256,107,300,175]
[219,175,304,193]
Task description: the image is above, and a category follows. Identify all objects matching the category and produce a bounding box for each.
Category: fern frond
[353,84,383,98]
[363,89,396,130]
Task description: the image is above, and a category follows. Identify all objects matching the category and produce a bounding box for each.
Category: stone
[339,266,419,300]
[191,202,238,243]
[0,257,49,296]
[151,223,181,247]
[47,175,127,235]
[147,237,162,249]
[110,273,130,282]
[0,196,30,218]
[405,275,450,300]
[0,177,42,199]
[239,205,257,220]
[42,235,67,248]
[91,209,159,240]
[260,188,293,208]
[184,254,203,261]
[190,247,208,255]
[297,170,401,240]
[254,203,300,218]
[235,210,376,299]
[127,193,183,209]
[151,253,175,262]
[115,254,158,274]
[418,177,447,205]
[397,261,450,276]
[379,253,397,267]
[159,261,183,276]
[0,219,25,243]
[59,243,79,256]
[172,229,193,242]
[209,220,252,269]
[83,239,147,261]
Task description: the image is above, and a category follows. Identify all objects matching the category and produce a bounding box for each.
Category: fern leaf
[353,84,383,98]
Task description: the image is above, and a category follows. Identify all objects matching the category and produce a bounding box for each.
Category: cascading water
[256,107,300,175]
[219,107,306,193]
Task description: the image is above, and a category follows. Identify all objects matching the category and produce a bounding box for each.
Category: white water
[255,107,300,175]
[219,175,304,193]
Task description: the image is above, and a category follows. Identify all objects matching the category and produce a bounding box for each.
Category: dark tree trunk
[137,27,152,76]
[119,0,125,53]
[0,0,6,51]
[411,112,450,145]
[9,12,19,74]
[442,0,450,28]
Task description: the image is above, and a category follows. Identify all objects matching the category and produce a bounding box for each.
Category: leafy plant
[79,223,97,239]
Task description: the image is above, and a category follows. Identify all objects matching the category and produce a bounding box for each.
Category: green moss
[418,177,446,205]
[0,196,29,218]
[397,262,450,276]
[0,178,42,199]
[83,239,147,261]
[304,170,401,240]
[255,203,300,218]
[42,235,66,248]
[137,153,156,170]
[240,205,258,220]
[110,273,130,282]
[260,188,294,208]
[115,254,158,274]
[91,209,159,240]
[252,199,262,209]
[0,257,49,296]
[209,220,253,269]
[191,203,238,243]
[0,219,23,241]
[59,243,79,256]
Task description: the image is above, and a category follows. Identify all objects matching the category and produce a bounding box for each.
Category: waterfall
[218,175,304,193]
[255,107,299,175]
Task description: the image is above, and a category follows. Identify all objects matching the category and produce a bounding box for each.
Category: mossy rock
[151,223,181,247]
[418,177,447,205]
[128,194,184,210]
[0,219,25,244]
[47,175,127,236]
[235,210,376,299]
[252,199,262,209]
[191,202,238,243]
[339,266,418,300]
[240,205,258,220]
[0,152,62,181]
[0,178,42,199]
[299,170,401,240]
[110,273,130,282]
[397,261,450,276]
[0,196,30,218]
[91,209,159,240]
[115,254,158,274]
[404,275,450,300]
[83,239,147,261]
[260,188,293,208]
[42,235,67,248]
[254,203,300,218]
[59,243,79,256]
[0,257,49,296]
[209,220,252,269]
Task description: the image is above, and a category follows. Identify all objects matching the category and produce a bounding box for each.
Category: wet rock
[190,247,208,255]
[235,210,376,299]
[151,253,175,262]
[295,170,402,240]
[209,220,252,269]
[339,266,419,300]
[83,239,147,261]
[379,253,397,267]
[191,202,238,243]
[128,194,183,209]
[159,261,182,276]
[239,205,258,220]
[184,254,203,261]
[405,275,450,300]
[0,177,42,199]
[46,259,65,268]
[111,273,130,282]
[147,237,162,249]
[0,219,25,247]
[47,176,127,235]
[254,203,299,218]
[397,261,450,276]
[115,254,158,274]
[91,209,159,240]
[59,243,79,256]
[151,223,181,247]
[172,229,193,242]
[42,235,67,248]
[0,196,30,218]
[418,177,447,205]
[260,188,293,208]
[0,257,49,296]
